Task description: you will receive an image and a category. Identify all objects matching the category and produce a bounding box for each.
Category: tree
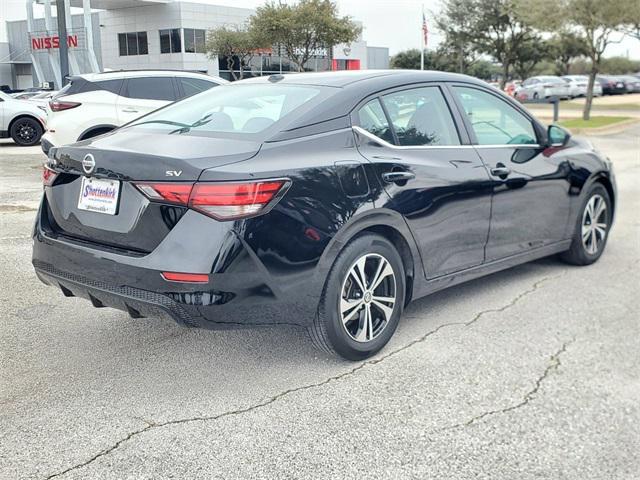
[206,26,266,80]
[548,31,588,75]
[433,0,482,73]
[436,0,537,88]
[522,0,632,120]
[511,35,551,79]
[250,0,361,72]
[390,49,422,69]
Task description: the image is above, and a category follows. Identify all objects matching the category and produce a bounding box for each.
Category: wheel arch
[317,209,424,306]
[8,114,44,134]
[592,174,615,220]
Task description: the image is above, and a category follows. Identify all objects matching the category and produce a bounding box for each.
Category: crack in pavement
[442,338,574,431]
[44,269,566,479]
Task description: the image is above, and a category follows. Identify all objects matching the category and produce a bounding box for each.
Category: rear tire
[10,117,43,146]
[309,233,405,361]
[560,183,611,266]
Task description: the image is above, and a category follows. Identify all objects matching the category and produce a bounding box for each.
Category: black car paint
[32,71,616,329]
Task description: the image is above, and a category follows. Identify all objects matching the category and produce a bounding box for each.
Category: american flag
[422,11,428,48]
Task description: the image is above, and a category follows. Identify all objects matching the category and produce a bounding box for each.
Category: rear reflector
[161,272,209,283]
[42,166,58,186]
[49,100,81,112]
[134,179,288,220]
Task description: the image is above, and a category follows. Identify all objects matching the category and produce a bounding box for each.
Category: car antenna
[268,74,285,83]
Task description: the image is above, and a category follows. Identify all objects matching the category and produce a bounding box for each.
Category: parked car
[516,76,571,100]
[616,75,640,93]
[596,75,627,95]
[34,70,616,360]
[561,75,603,97]
[0,90,47,146]
[26,91,58,114]
[504,80,521,97]
[11,91,44,100]
[41,70,227,153]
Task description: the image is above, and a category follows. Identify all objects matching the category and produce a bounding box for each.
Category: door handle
[382,171,415,184]
[122,108,139,113]
[490,164,511,178]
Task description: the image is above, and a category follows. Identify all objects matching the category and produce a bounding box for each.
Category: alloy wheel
[340,253,396,343]
[16,121,37,144]
[582,194,607,255]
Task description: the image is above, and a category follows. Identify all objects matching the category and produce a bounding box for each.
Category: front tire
[10,117,43,146]
[560,184,611,266]
[309,233,405,360]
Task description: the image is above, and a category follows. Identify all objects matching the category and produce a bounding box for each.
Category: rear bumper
[32,205,321,328]
[34,260,204,327]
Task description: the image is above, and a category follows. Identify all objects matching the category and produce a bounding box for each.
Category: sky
[1,0,638,58]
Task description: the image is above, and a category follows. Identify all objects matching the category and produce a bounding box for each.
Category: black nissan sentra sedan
[33,70,616,360]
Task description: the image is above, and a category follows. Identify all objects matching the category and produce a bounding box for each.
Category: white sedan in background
[515,76,571,100]
[562,75,603,98]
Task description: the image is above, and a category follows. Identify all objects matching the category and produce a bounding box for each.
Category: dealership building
[0,0,389,90]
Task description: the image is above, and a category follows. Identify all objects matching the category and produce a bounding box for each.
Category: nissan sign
[31,35,79,51]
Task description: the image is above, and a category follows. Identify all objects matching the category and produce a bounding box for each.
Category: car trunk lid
[44,130,261,253]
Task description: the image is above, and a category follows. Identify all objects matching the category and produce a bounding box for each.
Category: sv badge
[165,170,183,177]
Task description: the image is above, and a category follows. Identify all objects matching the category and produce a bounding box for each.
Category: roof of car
[238,69,488,89]
[75,70,227,83]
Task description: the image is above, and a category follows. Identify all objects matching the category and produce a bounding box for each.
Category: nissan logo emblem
[82,154,95,174]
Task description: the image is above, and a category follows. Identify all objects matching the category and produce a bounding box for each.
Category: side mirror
[547,124,571,147]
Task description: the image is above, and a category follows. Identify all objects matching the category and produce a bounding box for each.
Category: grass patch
[558,116,632,129]
[560,102,640,111]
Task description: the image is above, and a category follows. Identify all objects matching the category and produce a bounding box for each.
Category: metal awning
[36,0,172,10]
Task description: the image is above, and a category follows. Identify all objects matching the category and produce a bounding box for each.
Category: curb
[567,118,640,136]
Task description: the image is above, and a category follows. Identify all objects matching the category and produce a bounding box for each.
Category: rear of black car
[32,82,348,328]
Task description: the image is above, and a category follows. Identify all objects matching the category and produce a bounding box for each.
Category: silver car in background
[562,75,603,98]
[516,75,571,100]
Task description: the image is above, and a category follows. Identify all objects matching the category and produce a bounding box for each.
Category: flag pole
[420,5,425,70]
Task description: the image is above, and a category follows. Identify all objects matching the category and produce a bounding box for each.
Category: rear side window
[94,79,123,95]
[123,77,176,101]
[357,99,393,144]
[381,86,460,146]
[453,86,537,145]
[55,78,122,98]
[177,77,217,99]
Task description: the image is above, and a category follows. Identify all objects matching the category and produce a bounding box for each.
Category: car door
[449,84,571,261]
[117,76,177,124]
[354,85,493,279]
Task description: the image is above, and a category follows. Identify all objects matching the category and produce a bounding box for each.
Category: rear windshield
[125,83,328,139]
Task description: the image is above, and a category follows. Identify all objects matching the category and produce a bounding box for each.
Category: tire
[309,233,406,361]
[560,183,612,266]
[10,116,43,146]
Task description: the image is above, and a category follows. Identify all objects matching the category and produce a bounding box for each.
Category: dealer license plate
[77,177,120,215]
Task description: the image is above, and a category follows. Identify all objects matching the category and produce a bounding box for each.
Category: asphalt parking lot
[1,126,639,479]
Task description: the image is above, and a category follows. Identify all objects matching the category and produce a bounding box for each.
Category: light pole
[56,0,70,85]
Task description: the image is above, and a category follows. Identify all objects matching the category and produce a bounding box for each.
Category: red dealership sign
[31,35,78,50]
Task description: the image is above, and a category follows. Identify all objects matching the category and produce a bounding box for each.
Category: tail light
[42,166,58,186]
[135,179,289,221]
[49,100,81,112]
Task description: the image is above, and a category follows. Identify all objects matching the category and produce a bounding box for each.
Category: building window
[118,31,148,56]
[184,28,206,53]
[160,28,181,54]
